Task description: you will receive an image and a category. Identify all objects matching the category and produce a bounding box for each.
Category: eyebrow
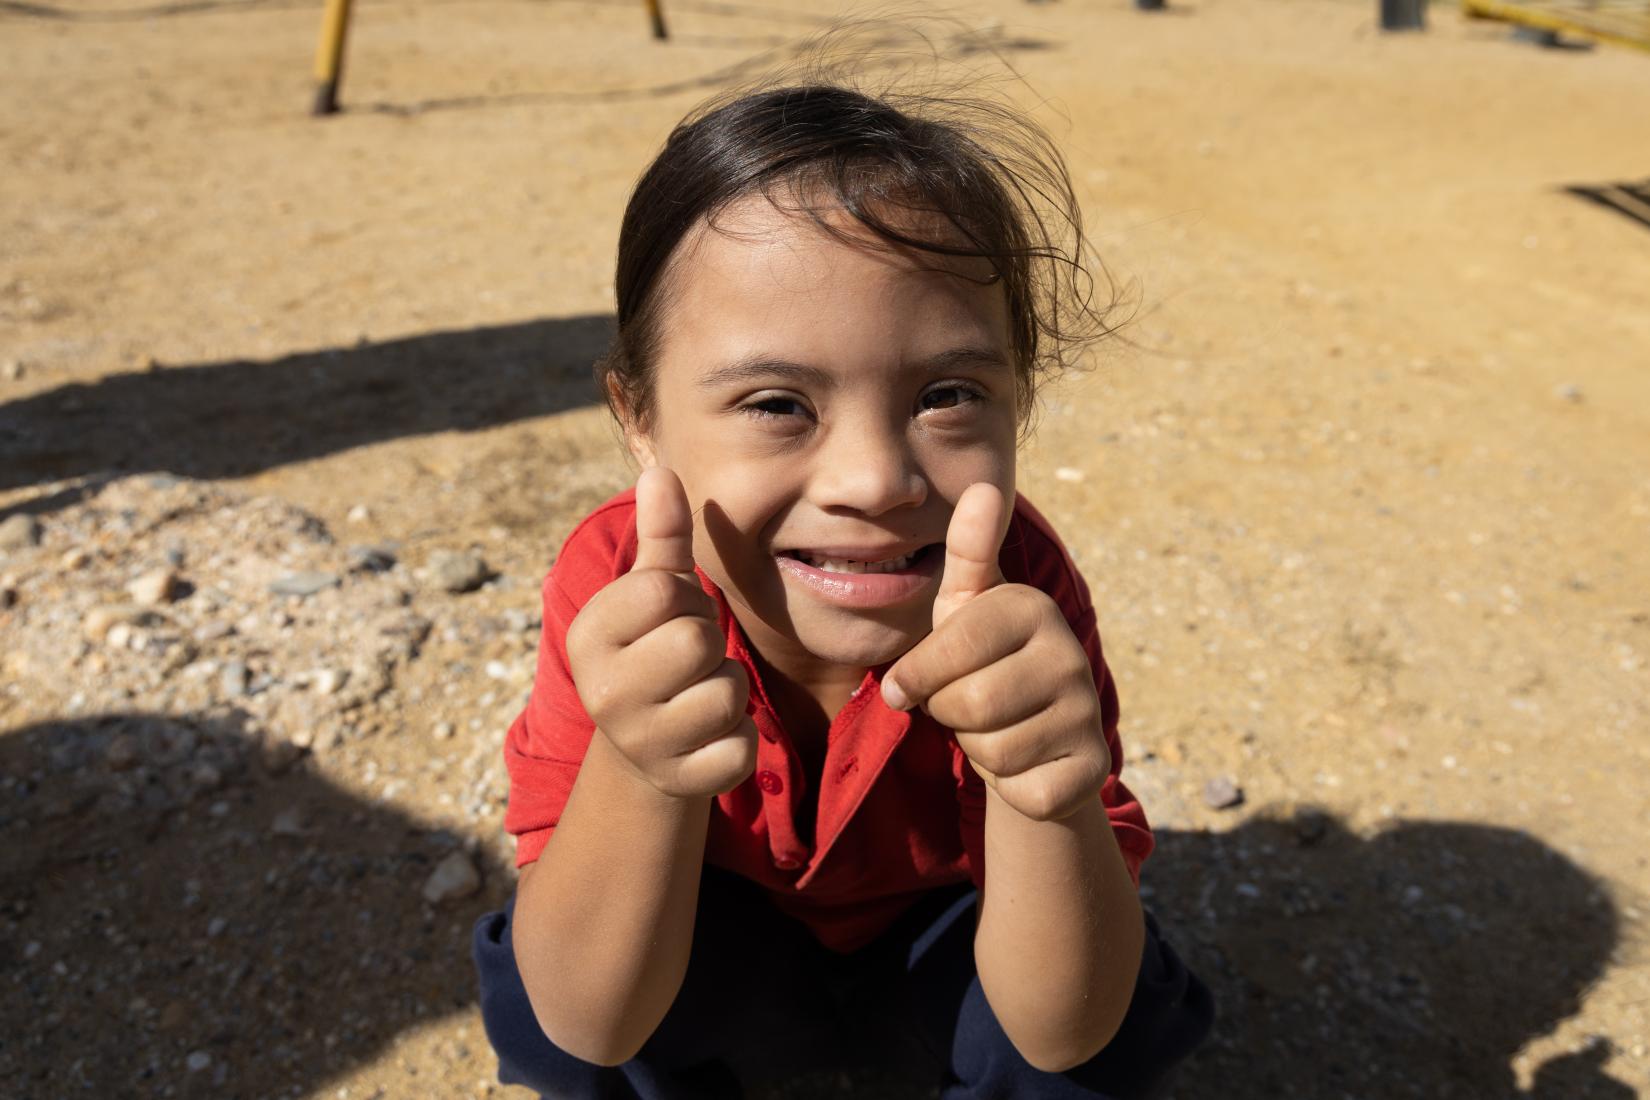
[696,345,1010,390]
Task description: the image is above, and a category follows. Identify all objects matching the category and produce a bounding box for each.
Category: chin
[794,615,927,669]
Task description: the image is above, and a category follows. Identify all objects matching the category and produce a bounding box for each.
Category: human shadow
[0,314,613,520]
[2,711,1628,1098]
[0,710,516,1097]
[1143,809,1631,1099]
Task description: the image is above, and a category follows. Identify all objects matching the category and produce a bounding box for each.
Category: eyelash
[737,383,986,422]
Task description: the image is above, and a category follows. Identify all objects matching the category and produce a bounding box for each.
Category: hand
[566,467,758,799]
[882,483,1111,822]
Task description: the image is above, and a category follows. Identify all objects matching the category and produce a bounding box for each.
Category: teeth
[797,550,917,574]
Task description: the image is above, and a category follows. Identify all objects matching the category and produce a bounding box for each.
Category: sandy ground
[3,0,1649,1096]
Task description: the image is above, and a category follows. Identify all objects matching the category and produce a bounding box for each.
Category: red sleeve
[956,495,1155,891]
[502,491,639,868]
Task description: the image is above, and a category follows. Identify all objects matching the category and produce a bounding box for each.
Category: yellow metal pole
[312,0,356,115]
[644,0,667,39]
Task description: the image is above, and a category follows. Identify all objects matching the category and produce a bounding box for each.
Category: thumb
[932,482,1009,627]
[632,467,697,575]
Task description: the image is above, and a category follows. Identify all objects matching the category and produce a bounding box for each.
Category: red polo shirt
[503,488,1152,954]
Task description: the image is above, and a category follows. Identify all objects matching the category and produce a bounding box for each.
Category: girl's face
[630,193,1018,675]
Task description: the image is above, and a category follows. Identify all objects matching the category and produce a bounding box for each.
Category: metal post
[313,0,356,115]
[644,0,668,39]
[1380,0,1426,30]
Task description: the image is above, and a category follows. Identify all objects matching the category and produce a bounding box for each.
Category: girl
[473,77,1213,1099]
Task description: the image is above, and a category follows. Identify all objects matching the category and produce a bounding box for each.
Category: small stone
[189,762,223,791]
[346,504,372,524]
[0,513,43,551]
[1294,808,1329,845]
[206,916,227,938]
[128,568,180,606]
[1054,466,1085,483]
[262,738,305,773]
[422,851,481,904]
[1,358,23,380]
[84,603,155,642]
[106,622,134,650]
[220,660,249,698]
[311,667,348,695]
[269,570,340,598]
[0,585,14,610]
[105,733,141,771]
[185,1051,211,1073]
[347,544,397,573]
[271,807,305,836]
[59,547,90,570]
[432,721,455,741]
[428,549,491,594]
[1202,775,1244,810]
[195,620,235,642]
[1554,383,1584,403]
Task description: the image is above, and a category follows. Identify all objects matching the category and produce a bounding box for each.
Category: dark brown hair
[598,71,1118,436]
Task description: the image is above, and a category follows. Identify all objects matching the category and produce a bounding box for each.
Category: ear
[607,376,658,469]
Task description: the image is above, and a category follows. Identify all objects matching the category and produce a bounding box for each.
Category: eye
[918,383,984,413]
[740,392,811,421]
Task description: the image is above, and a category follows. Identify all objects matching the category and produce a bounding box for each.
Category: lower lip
[775,550,938,609]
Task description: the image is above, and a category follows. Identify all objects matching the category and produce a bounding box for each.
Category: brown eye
[919,385,980,412]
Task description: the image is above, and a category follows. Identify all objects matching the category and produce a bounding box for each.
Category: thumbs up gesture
[882,483,1112,822]
[566,468,758,799]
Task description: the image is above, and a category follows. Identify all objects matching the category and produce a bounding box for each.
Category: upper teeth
[797,550,917,574]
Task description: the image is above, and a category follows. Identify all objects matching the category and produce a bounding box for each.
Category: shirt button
[774,856,801,871]
[755,770,783,795]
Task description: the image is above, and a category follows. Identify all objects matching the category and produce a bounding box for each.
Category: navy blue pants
[472,866,1213,1099]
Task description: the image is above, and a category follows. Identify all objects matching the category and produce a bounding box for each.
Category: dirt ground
[3,0,1648,1096]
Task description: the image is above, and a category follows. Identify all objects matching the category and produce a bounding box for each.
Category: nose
[808,419,927,517]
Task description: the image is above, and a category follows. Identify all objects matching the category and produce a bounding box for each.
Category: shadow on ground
[0,314,614,520]
[1,713,1631,1098]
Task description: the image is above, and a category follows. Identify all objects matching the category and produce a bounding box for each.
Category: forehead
[654,192,1011,377]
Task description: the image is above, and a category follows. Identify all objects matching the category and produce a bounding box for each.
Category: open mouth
[777,543,940,575]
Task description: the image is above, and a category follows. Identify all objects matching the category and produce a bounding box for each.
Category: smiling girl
[472,79,1213,1098]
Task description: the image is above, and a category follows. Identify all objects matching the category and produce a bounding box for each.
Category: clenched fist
[566,468,758,799]
[882,483,1113,823]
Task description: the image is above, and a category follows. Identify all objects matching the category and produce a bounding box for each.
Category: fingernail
[881,678,911,712]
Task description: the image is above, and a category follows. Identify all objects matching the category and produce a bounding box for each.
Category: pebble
[347,544,397,573]
[185,1051,211,1073]
[106,622,134,649]
[311,667,348,695]
[1,357,23,380]
[0,585,14,610]
[269,570,340,598]
[219,660,249,698]
[1294,808,1329,845]
[432,721,455,740]
[1554,382,1584,403]
[422,851,481,904]
[1054,466,1085,482]
[105,733,141,771]
[428,549,490,594]
[206,917,227,938]
[0,513,43,552]
[195,620,235,642]
[84,603,152,642]
[60,547,90,570]
[271,807,305,836]
[127,568,180,606]
[1202,775,1245,810]
[346,504,372,524]
[262,738,305,773]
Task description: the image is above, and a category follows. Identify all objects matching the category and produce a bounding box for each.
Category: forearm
[511,730,712,1066]
[974,786,1144,1073]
